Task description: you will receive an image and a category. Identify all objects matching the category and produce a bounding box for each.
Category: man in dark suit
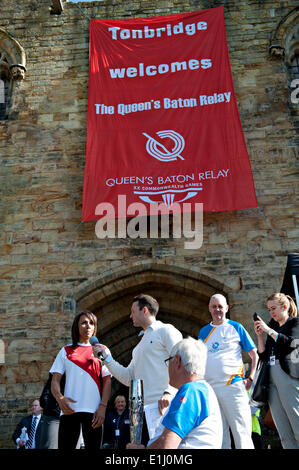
[12,399,44,449]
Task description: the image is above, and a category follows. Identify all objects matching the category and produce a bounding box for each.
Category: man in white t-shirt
[198,294,258,449]
[92,294,183,436]
[127,337,223,449]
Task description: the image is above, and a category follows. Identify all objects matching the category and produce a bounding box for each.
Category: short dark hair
[133,294,159,317]
[71,310,97,347]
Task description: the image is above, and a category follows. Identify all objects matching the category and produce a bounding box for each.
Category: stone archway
[75,261,229,366]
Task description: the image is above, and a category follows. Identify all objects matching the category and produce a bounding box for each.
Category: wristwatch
[268,329,275,336]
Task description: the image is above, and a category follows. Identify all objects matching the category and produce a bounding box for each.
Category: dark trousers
[58,412,102,450]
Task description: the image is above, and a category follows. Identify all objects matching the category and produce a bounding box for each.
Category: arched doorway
[75,261,229,402]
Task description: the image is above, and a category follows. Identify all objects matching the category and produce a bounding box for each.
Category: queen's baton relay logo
[133,130,202,206]
[142,130,185,162]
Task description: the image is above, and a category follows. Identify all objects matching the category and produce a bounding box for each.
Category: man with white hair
[198,293,258,449]
[127,337,223,449]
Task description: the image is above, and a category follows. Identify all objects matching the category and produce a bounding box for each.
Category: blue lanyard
[115,412,123,429]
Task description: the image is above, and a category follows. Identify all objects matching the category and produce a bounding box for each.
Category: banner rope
[0,220,84,313]
[257,205,289,254]
[74,3,92,20]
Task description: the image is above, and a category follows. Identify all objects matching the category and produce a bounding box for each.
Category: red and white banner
[82,6,257,221]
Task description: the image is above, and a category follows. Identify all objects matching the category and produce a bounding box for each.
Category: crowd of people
[12,292,299,450]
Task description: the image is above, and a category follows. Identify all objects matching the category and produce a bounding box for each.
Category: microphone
[89,336,105,360]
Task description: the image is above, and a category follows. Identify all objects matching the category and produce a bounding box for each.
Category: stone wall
[0,0,298,448]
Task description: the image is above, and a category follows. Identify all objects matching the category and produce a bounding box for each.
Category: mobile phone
[253,312,259,321]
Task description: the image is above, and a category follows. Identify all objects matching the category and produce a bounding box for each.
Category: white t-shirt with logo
[198,320,256,387]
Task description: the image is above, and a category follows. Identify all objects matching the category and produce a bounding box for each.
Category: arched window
[0,78,9,120]
[269,8,299,104]
[0,50,12,120]
[0,30,26,121]
[284,21,299,89]
[287,51,299,81]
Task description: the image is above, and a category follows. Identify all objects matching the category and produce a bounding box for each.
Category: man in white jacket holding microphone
[92,294,182,439]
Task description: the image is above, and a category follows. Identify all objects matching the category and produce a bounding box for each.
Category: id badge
[115,430,120,436]
[269,355,276,366]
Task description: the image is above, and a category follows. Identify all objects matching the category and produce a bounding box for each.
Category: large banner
[82,6,257,221]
